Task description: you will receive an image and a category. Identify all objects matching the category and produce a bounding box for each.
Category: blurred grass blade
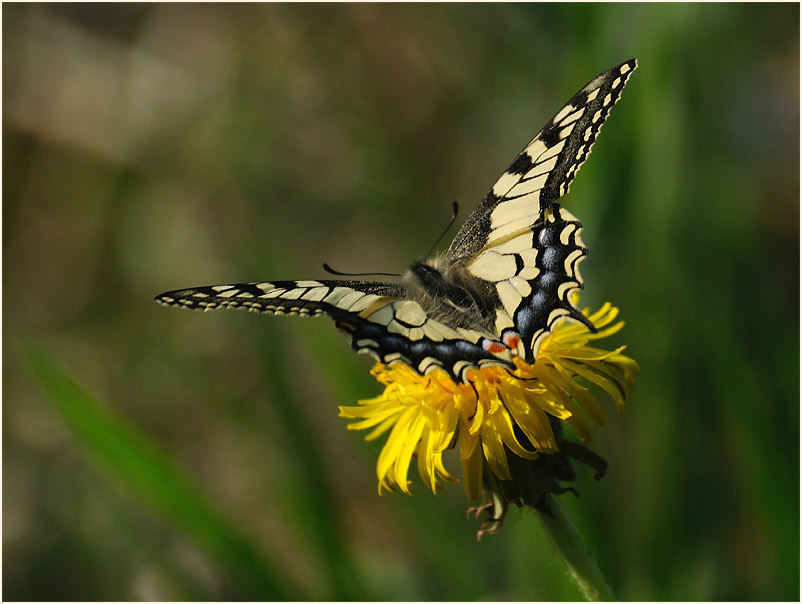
[22,344,298,600]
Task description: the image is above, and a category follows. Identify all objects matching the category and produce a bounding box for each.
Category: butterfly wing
[156,280,508,380]
[447,59,637,262]
[459,204,589,363]
[445,59,637,362]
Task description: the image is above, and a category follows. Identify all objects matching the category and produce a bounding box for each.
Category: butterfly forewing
[156,280,507,380]
[447,59,636,262]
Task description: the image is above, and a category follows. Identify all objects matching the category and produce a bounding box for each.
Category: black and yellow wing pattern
[157,279,506,378]
[156,59,637,382]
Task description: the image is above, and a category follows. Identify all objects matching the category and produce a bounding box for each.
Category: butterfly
[156,59,637,383]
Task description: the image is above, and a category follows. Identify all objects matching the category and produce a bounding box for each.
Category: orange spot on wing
[483,340,508,354]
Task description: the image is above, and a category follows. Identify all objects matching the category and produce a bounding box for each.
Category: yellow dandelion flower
[339,302,638,536]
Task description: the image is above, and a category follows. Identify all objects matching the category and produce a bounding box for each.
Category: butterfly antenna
[425,201,460,258]
[323,202,458,277]
[322,263,399,278]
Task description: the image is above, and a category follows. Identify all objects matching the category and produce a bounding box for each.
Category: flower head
[339,302,638,536]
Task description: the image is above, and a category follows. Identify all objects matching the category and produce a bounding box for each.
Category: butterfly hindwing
[156,280,507,380]
[461,205,589,363]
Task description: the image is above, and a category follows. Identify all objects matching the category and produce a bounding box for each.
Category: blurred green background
[4,3,798,601]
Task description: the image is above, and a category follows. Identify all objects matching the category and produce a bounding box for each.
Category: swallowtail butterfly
[157,59,637,382]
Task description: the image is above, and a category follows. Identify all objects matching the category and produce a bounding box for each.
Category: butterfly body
[404,258,498,333]
[157,60,637,383]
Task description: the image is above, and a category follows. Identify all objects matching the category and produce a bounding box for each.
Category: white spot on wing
[365,304,394,325]
[490,194,540,230]
[424,321,463,340]
[557,281,579,300]
[494,309,515,332]
[262,289,287,299]
[468,252,518,282]
[322,287,352,305]
[529,140,566,167]
[385,352,412,365]
[517,267,539,280]
[496,280,523,315]
[508,276,532,297]
[337,291,367,310]
[564,249,585,274]
[492,232,535,255]
[551,103,575,125]
[559,223,578,245]
[281,288,306,300]
[523,139,549,162]
[393,301,428,326]
[345,293,381,313]
[558,124,575,139]
[490,215,537,242]
[492,170,520,197]
[557,106,585,127]
[419,357,443,374]
[302,287,329,302]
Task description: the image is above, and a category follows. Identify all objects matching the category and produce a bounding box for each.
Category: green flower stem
[536,495,617,601]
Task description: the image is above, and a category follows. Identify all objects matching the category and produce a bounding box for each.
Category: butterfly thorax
[403,259,498,334]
